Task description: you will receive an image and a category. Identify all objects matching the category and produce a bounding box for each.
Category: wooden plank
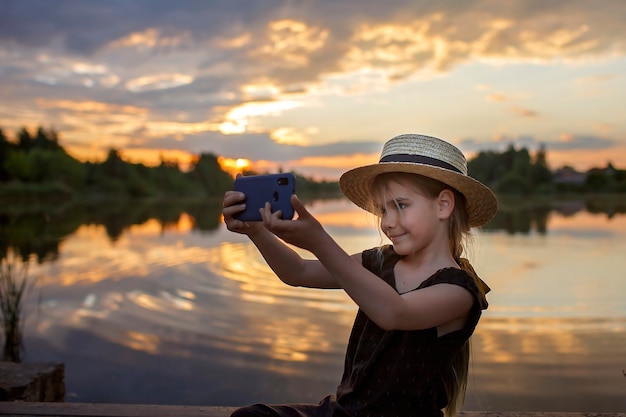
[0,363,65,402]
[0,403,625,417]
[0,403,233,417]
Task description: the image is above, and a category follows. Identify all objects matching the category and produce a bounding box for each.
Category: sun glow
[219,157,252,176]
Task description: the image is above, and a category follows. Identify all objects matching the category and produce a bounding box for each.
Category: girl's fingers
[291,195,309,219]
[223,204,245,217]
[223,191,245,207]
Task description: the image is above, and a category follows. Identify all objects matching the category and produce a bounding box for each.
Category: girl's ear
[437,189,455,220]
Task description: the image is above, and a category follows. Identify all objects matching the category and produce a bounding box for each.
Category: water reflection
[28,224,354,378]
[0,199,224,262]
[3,196,626,411]
[3,195,626,262]
[484,195,626,235]
[469,318,626,412]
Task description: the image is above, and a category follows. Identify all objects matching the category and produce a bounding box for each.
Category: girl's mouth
[388,233,405,242]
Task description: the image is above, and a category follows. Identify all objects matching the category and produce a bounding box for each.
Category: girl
[222,133,497,417]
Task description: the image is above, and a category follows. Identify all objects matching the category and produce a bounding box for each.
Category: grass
[0,250,32,362]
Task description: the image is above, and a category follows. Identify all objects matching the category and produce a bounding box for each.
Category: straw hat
[339,133,497,227]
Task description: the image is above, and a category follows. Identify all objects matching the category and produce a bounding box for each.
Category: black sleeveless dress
[231,245,489,417]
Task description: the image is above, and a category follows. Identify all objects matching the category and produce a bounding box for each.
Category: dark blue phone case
[233,173,296,221]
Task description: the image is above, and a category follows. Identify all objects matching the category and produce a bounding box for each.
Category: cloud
[487,93,507,102]
[125,73,194,92]
[3,1,624,78]
[510,106,539,118]
[458,134,615,153]
[576,74,618,85]
[482,89,539,118]
[551,134,615,150]
[126,130,382,162]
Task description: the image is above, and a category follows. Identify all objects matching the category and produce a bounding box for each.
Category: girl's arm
[249,227,356,289]
[261,195,474,331]
[223,190,347,289]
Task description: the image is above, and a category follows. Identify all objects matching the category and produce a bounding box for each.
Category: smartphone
[233,173,296,221]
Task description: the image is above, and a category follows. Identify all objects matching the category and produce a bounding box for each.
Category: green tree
[468,144,555,195]
[33,126,61,151]
[16,128,33,152]
[496,172,530,194]
[100,148,127,178]
[467,150,506,189]
[187,153,232,196]
[0,128,13,181]
[152,157,201,196]
[4,151,35,182]
[530,144,553,189]
[511,147,531,178]
[89,149,157,197]
[39,149,86,189]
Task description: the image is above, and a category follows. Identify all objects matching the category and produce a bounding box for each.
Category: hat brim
[339,162,498,227]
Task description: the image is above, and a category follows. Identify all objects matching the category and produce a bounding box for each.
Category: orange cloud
[125,73,194,92]
[487,93,506,102]
[547,147,626,171]
[257,20,329,68]
[510,105,539,118]
[106,28,192,50]
[36,99,147,115]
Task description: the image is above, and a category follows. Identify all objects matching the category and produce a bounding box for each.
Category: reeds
[0,250,32,362]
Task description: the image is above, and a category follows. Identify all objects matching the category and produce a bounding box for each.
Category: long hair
[370,172,487,417]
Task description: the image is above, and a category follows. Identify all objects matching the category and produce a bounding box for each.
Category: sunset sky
[1,0,625,179]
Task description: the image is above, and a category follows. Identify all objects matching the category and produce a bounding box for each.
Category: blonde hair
[371,172,486,417]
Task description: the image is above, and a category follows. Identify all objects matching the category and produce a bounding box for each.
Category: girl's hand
[222,190,263,236]
[260,195,326,251]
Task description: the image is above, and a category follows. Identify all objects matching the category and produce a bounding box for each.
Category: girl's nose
[381,211,396,230]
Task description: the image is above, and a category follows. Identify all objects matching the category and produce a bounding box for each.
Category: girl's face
[374,176,451,259]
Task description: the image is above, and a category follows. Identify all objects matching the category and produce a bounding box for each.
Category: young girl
[222,133,497,417]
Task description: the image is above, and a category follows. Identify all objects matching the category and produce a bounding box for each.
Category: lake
[3,196,626,413]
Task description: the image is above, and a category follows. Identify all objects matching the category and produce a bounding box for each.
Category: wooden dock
[1,362,624,417]
[0,402,625,417]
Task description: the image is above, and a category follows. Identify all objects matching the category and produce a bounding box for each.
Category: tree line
[0,126,339,201]
[468,144,626,194]
[1,126,625,201]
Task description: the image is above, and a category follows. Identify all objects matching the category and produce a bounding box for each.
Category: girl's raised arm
[260,195,474,332]
[223,190,349,289]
